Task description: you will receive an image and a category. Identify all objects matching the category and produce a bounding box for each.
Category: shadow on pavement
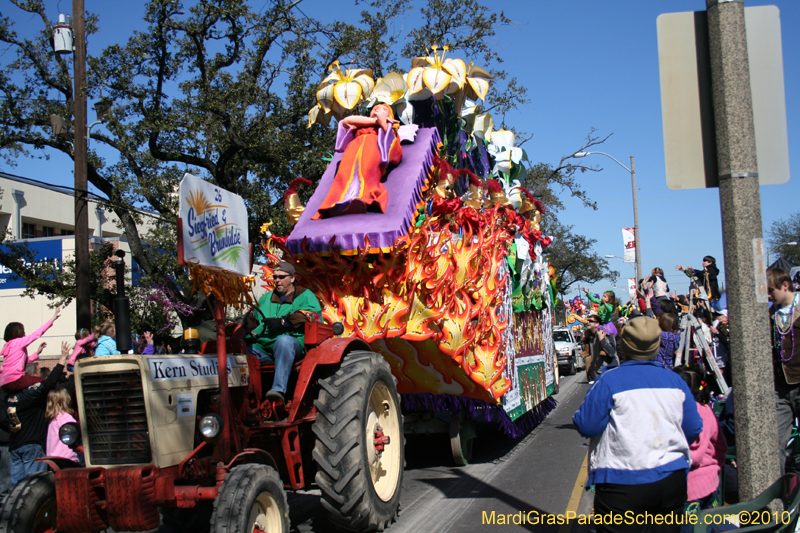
[417,468,567,532]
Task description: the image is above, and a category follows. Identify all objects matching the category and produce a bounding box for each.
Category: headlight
[199,413,224,439]
[559,347,570,353]
[59,422,81,448]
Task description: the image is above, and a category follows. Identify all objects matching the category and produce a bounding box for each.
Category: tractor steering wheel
[245,306,268,338]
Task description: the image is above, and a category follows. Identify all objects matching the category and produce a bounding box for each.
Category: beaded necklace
[774,293,799,362]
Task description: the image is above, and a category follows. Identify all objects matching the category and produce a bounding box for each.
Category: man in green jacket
[247,261,322,402]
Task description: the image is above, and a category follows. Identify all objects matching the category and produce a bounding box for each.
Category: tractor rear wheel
[210,464,289,533]
[313,350,404,532]
[0,471,57,533]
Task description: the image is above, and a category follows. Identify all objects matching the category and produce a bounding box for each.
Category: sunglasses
[273,274,291,280]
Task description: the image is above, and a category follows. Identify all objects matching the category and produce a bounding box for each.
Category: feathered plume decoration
[462,171,485,210]
[284,177,313,225]
[517,187,535,215]
[486,178,511,207]
[486,179,504,194]
[284,177,313,201]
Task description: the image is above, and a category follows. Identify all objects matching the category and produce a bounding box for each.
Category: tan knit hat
[620,316,662,360]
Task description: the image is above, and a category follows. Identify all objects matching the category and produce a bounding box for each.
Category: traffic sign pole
[707,0,779,501]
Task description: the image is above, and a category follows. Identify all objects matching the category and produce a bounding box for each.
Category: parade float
[263,47,559,461]
[0,50,563,533]
[566,296,591,334]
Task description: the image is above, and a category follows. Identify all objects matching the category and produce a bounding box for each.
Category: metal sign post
[706,0,779,500]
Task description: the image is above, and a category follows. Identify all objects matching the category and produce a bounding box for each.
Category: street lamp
[605,254,636,274]
[767,241,798,265]
[605,254,633,263]
[575,151,641,285]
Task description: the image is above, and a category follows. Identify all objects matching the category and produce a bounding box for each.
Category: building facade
[0,171,151,364]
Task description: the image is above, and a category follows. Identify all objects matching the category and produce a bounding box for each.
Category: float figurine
[313,103,402,218]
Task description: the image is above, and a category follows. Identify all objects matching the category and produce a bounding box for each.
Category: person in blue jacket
[574,316,703,532]
[94,322,120,357]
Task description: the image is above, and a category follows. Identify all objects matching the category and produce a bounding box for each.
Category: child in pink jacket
[1,307,61,393]
[67,328,98,371]
[45,387,79,463]
[674,366,728,533]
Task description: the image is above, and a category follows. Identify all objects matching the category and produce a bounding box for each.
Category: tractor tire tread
[312,423,339,454]
[0,471,55,533]
[210,464,289,533]
[314,398,338,426]
[333,366,366,388]
[313,350,403,532]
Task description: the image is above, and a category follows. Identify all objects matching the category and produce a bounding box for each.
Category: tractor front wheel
[0,471,57,533]
[210,464,289,533]
[313,350,404,532]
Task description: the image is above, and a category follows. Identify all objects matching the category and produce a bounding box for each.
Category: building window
[42,226,55,237]
[60,229,74,236]
[22,223,35,239]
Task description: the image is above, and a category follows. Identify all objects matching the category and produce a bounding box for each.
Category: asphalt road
[285,372,593,533]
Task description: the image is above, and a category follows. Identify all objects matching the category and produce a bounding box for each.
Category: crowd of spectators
[0,313,166,502]
[573,260,800,532]
[580,256,730,391]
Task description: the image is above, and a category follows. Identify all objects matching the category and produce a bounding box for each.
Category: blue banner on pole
[0,240,63,290]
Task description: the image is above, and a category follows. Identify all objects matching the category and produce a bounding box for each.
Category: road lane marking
[558,450,589,533]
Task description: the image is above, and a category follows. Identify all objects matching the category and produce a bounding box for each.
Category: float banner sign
[179,173,250,276]
[628,278,637,301]
[622,227,635,263]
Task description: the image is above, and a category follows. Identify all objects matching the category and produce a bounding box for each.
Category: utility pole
[73,0,91,330]
[630,155,641,285]
[707,0,778,500]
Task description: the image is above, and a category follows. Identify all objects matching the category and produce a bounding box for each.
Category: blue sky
[3,0,797,304]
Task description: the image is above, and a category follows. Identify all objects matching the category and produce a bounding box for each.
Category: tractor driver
[246,261,322,403]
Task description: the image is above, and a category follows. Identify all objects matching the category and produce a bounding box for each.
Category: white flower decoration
[487,129,523,177]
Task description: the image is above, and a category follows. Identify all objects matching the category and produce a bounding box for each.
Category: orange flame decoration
[263,203,547,402]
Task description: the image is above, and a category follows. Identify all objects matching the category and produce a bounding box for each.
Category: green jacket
[587,292,613,324]
[248,286,322,355]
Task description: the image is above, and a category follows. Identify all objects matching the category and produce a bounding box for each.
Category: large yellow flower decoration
[451,62,494,115]
[464,62,493,101]
[460,100,494,141]
[371,72,408,105]
[307,104,333,128]
[318,60,374,111]
[308,60,375,127]
[369,72,415,124]
[407,45,466,99]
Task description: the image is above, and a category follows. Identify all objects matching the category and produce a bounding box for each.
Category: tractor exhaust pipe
[113,250,132,353]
